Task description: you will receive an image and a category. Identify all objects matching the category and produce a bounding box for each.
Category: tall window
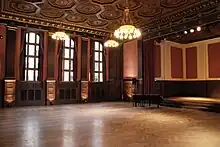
[62,38,74,81]
[94,41,103,82]
[24,32,40,81]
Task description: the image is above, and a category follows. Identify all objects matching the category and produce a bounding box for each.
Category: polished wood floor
[0,102,220,147]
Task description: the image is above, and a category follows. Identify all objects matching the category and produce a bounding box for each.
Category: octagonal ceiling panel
[8,1,37,14]
[138,7,162,17]
[40,6,65,18]
[65,13,87,23]
[160,0,188,8]
[48,0,75,9]
[1,0,219,37]
[76,2,101,15]
[25,0,43,3]
[92,0,118,5]
[87,17,108,27]
[116,0,142,11]
[100,6,122,20]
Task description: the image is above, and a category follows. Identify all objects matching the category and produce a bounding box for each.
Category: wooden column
[0,24,6,107]
[4,26,17,107]
[46,35,56,105]
[80,38,90,102]
[77,36,82,81]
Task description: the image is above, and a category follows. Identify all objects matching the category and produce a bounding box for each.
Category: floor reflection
[0,102,220,147]
[92,118,103,147]
[22,117,39,147]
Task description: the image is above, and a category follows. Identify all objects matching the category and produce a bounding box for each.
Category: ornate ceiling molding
[1,0,220,39]
[0,12,109,36]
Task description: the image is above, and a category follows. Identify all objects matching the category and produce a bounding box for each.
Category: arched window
[24,32,40,81]
[94,41,103,82]
[62,38,75,81]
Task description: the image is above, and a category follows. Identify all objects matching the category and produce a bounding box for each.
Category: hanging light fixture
[114,0,141,40]
[104,34,119,48]
[104,39,119,48]
[52,31,69,40]
[51,23,69,40]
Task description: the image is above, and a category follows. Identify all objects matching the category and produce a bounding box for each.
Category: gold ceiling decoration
[1,0,218,38]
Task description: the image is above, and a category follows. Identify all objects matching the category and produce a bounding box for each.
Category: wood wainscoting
[156,80,220,98]
[55,82,80,104]
[16,81,45,106]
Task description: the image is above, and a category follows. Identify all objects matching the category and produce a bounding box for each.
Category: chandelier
[114,0,141,40]
[51,31,69,40]
[104,39,119,48]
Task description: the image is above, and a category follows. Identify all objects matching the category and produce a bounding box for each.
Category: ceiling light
[190,29,194,33]
[184,31,188,34]
[197,26,201,31]
[52,31,69,40]
[104,39,119,48]
[114,0,141,40]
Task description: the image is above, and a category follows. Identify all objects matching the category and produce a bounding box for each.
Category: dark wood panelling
[171,47,183,78]
[155,45,161,78]
[186,47,197,79]
[81,40,88,80]
[156,80,220,98]
[16,81,45,106]
[5,29,16,78]
[90,82,107,102]
[56,82,80,104]
[109,47,123,80]
[47,37,56,78]
[108,45,123,100]
[208,42,220,78]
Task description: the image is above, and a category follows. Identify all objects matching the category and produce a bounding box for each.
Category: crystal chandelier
[104,39,119,48]
[114,0,141,40]
[52,31,69,40]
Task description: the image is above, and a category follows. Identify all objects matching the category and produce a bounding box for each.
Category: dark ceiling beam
[143,10,220,41]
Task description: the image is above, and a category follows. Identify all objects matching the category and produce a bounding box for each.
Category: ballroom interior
[1,0,220,108]
[2,0,220,147]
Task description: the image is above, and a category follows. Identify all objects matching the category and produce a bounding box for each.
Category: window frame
[94,41,104,82]
[61,37,75,82]
[24,32,41,81]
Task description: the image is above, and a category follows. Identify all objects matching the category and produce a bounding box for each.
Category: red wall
[123,40,138,78]
[186,47,197,78]
[0,25,6,80]
[208,42,220,78]
[171,47,183,78]
[155,45,161,78]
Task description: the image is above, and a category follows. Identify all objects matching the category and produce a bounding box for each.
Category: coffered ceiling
[1,0,220,38]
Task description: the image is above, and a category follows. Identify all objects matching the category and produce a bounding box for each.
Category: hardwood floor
[0,102,220,147]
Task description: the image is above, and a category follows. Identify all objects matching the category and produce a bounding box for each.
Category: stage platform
[161,97,220,112]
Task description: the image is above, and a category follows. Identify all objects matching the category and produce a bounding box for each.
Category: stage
[162,97,220,112]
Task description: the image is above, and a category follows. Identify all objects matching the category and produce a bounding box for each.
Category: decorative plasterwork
[48,0,75,9]
[1,0,220,38]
